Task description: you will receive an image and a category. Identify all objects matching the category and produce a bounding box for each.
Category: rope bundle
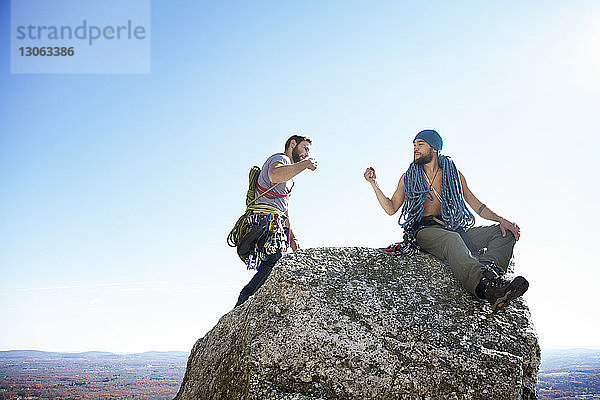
[227,167,284,249]
[438,155,475,230]
[398,154,474,237]
[245,166,261,206]
[227,204,283,248]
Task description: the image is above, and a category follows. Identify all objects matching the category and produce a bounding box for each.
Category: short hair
[285,135,312,152]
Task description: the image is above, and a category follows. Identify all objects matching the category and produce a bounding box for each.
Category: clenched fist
[304,157,318,171]
[364,167,376,183]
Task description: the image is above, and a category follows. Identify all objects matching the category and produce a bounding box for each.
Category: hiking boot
[478,270,529,311]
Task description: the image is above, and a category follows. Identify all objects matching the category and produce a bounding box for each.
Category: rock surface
[175,247,540,400]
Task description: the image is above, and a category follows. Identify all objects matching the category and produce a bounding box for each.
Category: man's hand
[290,237,300,251]
[364,167,376,183]
[364,169,405,215]
[499,218,521,241]
[302,157,318,171]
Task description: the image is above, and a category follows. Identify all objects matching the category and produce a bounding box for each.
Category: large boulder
[175,247,540,400]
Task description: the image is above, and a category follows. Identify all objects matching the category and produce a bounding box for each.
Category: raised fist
[304,157,318,171]
[364,167,376,183]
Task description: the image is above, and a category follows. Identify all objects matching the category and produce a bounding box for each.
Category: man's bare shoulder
[395,173,406,193]
[397,172,406,186]
[457,169,469,185]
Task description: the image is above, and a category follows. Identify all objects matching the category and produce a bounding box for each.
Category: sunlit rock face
[175,247,540,400]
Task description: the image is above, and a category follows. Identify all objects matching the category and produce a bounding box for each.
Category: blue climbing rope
[398,154,475,238]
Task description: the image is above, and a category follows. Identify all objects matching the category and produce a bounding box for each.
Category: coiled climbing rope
[227,167,285,248]
[398,154,475,237]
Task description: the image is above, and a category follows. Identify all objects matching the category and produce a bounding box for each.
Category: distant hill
[0,349,600,400]
[0,349,188,400]
[538,348,600,399]
[0,349,188,360]
[2,348,599,400]
[541,348,600,369]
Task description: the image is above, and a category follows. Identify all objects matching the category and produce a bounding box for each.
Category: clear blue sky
[1,0,599,352]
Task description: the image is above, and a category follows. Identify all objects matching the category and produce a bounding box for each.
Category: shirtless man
[364,129,528,310]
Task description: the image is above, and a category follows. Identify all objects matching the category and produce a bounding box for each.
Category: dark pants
[235,252,282,307]
[416,224,516,295]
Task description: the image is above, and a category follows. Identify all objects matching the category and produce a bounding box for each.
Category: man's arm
[459,171,521,240]
[270,158,318,183]
[364,167,405,215]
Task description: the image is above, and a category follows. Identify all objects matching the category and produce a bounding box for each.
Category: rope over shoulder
[398,154,475,239]
[227,166,286,249]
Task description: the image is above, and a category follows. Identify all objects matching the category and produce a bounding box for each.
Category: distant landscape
[537,349,600,399]
[0,350,187,400]
[1,348,599,399]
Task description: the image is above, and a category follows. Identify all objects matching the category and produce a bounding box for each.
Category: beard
[291,145,302,163]
[414,148,434,165]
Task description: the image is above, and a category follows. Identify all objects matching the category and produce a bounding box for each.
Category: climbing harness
[240,213,288,270]
[227,167,282,248]
[227,166,289,269]
[382,239,420,256]
[256,181,293,199]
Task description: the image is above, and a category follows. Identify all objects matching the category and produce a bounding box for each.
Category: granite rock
[175,247,540,400]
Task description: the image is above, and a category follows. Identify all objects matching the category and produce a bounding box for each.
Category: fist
[364,167,376,182]
[304,157,318,171]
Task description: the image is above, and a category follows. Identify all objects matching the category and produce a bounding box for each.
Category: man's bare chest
[423,171,443,215]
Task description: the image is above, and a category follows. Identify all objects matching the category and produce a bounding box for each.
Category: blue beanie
[414,129,443,152]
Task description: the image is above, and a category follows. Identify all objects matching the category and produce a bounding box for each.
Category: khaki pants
[415,224,516,295]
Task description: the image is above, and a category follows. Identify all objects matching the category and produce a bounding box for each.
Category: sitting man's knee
[493,224,516,244]
[443,232,466,250]
[501,227,517,244]
[506,231,517,243]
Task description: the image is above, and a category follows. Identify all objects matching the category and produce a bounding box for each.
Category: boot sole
[492,276,529,310]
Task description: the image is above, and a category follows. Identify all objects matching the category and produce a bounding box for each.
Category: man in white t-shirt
[235,135,318,307]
